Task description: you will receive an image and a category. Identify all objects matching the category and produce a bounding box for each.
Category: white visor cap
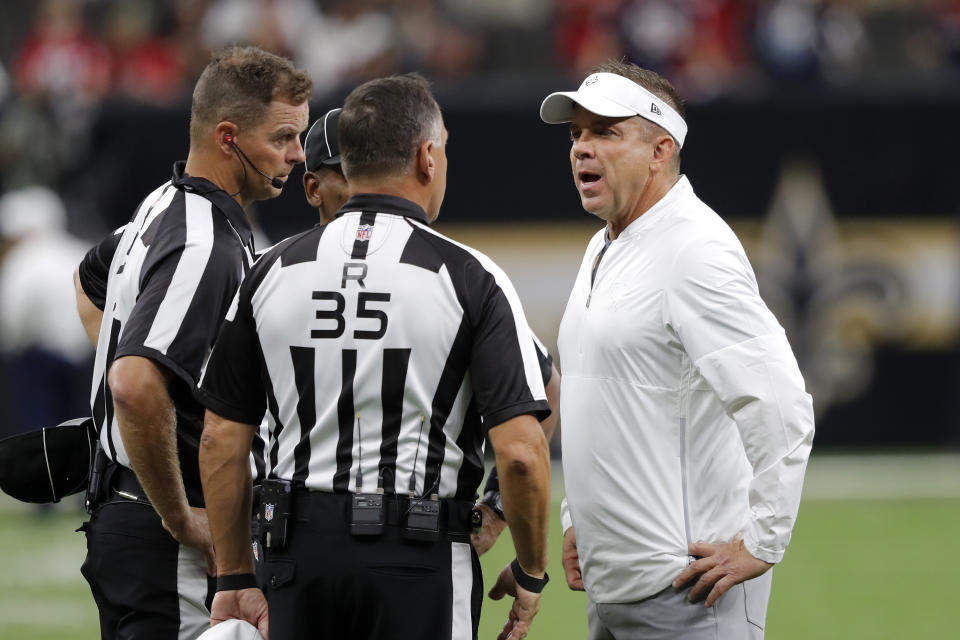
[540,72,687,148]
[196,620,264,640]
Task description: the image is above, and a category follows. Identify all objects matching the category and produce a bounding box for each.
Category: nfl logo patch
[356,224,373,241]
[265,503,274,522]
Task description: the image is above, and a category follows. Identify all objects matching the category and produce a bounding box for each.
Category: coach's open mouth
[578,171,602,190]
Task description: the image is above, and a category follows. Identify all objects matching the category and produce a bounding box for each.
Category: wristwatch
[480,490,504,520]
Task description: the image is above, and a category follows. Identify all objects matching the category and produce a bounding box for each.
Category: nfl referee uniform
[198,74,552,640]
[299,105,561,557]
[75,47,310,640]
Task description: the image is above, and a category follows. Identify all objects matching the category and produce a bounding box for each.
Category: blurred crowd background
[0,0,958,452]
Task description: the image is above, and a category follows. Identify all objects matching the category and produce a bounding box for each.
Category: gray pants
[587,571,772,640]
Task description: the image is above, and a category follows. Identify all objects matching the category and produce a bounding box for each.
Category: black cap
[0,417,93,503]
[304,108,342,172]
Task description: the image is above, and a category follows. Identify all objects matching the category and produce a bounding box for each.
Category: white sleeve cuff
[742,520,785,564]
[560,497,573,535]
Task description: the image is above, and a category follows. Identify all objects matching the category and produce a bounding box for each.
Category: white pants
[587,571,772,640]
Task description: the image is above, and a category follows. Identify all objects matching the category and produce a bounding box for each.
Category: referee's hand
[489,562,541,640]
[162,506,216,576]
[210,588,269,639]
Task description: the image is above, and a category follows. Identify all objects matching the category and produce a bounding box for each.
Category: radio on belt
[403,494,440,542]
[350,492,386,535]
[350,413,386,535]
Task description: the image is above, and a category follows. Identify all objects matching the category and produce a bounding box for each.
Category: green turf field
[2,456,958,639]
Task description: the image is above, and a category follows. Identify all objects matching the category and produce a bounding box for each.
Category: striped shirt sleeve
[196,280,267,425]
[483,334,554,494]
[77,226,125,311]
[464,261,551,429]
[114,196,243,388]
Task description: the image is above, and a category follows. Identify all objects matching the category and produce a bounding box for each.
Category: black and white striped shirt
[85,162,255,506]
[199,194,549,500]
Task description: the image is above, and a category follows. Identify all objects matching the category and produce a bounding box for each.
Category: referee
[74,46,310,640]
[300,105,561,556]
[198,74,552,640]
[301,106,349,224]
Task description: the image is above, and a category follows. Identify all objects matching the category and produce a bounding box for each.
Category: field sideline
[1,453,958,639]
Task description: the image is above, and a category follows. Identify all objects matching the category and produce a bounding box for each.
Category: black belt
[108,464,151,504]
[291,490,476,534]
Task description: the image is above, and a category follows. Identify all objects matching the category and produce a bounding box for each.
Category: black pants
[80,500,215,640]
[259,494,483,640]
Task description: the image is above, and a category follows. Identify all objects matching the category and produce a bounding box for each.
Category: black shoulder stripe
[238,224,325,301]
[399,222,444,273]
[280,224,326,268]
[128,185,175,255]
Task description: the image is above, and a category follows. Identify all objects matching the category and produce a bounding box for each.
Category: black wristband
[216,573,258,592]
[510,559,549,594]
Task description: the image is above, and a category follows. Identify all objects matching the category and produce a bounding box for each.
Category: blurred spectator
[620,0,749,98]
[293,0,397,96]
[753,0,822,82]
[0,186,92,437]
[859,1,945,80]
[13,0,111,106]
[0,61,9,105]
[104,0,187,103]
[201,0,307,59]
[4,0,110,191]
[620,0,694,73]
[394,0,482,76]
[0,95,63,190]
[171,0,216,84]
[201,0,396,95]
[444,0,552,72]
[554,0,625,75]
[817,0,869,84]
[935,0,960,67]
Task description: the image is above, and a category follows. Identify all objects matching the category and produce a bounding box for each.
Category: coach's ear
[416,140,435,185]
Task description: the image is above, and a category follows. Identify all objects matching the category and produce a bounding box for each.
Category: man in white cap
[540,61,815,638]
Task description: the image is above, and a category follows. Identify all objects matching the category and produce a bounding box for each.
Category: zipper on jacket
[586,232,613,308]
[678,361,694,548]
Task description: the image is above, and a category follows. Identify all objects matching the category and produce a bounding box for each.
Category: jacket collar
[335,193,430,225]
[171,161,255,250]
[615,175,692,240]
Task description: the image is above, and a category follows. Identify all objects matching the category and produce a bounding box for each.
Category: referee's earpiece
[223,133,234,145]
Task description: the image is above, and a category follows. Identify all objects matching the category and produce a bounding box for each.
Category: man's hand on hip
[162,506,216,576]
[672,537,772,607]
[489,562,542,640]
[210,588,269,639]
[471,503,507,555]
[561,527,584,591]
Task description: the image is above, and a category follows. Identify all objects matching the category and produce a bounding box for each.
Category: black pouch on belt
[259,479,293,550]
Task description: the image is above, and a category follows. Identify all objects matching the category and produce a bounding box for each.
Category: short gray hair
[339,73,443,181]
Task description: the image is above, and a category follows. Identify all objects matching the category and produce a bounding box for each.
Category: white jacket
[558,176,815,604]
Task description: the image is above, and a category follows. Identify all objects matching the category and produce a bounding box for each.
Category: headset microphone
[223,134,285,190]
